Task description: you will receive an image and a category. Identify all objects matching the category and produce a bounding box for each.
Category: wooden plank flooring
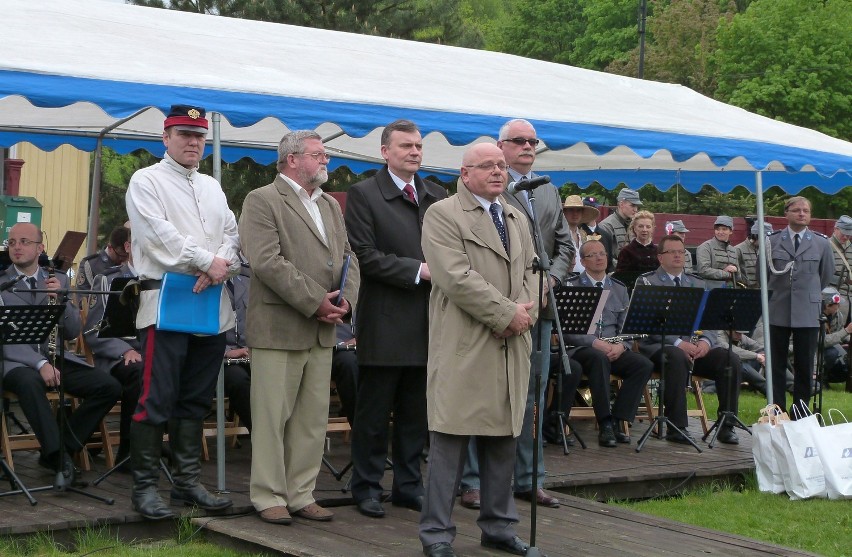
[0,418,816,556]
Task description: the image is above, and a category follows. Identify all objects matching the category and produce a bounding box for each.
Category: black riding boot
[130,421,175,520]
[169,418,232,510]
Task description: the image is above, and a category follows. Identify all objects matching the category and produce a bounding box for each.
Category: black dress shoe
[598,422,617,447]
[665,429,696,445]
[357,498,385,518]
[392,495,423,512]
[481,535,530,555]
[423,542,456,557]
[613,422,631,444]
[716,427,740,445]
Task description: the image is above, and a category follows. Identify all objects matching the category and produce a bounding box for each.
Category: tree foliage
[714,0,852,140]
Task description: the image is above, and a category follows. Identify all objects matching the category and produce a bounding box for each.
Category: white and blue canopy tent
[2,0,851,464]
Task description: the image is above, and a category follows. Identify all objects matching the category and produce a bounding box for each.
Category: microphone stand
[524,185,571,557]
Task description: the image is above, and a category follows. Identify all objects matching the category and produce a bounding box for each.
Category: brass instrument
[224,356,250,366]
[600,334,648,344]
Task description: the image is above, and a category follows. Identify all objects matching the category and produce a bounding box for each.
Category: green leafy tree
[484,0,585,65]
[573,0,643,71]
[714,0,852,141]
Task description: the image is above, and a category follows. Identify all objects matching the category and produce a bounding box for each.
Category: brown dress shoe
[515,488,560,508]
[291,502,333,521]
[460,489,480,509]
[259,505,292,525]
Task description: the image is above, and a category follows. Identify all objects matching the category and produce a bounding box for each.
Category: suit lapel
[276,176,329,247]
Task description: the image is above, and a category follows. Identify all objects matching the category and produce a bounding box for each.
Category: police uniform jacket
[634,267,715,356]
[767,228,834,328]
[829,235,852,297]
[76,248,117,292]
[84,263,139,372]
[564,272,630,352]
[0,266,90,373]
[225,264,250,351]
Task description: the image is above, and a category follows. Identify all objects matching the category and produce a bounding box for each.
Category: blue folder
[156,272,222,335]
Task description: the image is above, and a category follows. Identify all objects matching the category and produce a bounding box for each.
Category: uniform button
[327,261,333,267]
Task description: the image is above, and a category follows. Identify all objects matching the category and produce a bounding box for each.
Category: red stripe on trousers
[133,325,157,422]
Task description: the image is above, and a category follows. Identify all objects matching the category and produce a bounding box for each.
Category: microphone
[0,274,25,292]
[506,175,551,194]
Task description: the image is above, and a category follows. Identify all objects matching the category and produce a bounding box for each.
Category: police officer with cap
[829,215,852,318]
[821,286,852,385]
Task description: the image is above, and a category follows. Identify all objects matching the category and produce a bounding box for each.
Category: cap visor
[171,125,208,134]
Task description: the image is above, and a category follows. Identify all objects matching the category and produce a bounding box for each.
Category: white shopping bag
[752,404,788,494]
[811,409,852,500]
[778,402,826,500]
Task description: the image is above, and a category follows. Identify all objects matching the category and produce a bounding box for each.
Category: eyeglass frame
[502,137,540,147]
[464,162,508,172]
[296,151,332,163]
[6,238,41,248]
[660,249,687,256]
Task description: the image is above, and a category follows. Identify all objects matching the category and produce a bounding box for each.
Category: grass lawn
[617,383,852,557]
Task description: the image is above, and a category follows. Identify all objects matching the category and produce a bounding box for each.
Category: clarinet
[600,334,648,344]
[46,266,58,360]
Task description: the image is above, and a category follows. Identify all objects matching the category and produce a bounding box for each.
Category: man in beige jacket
[419,143,538,557]
[239,131,359,525]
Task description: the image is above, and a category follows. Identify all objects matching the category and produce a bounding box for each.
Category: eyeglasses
[582,252,608,259]
[465,162,508,172]
[6,238,39,247]
[661,249,687,256]
[298,152,331,163]
[504,137,540,147]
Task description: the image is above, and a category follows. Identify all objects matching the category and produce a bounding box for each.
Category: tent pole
[85,107,152,256]
[212,113,228,493]
[755,171,773,405]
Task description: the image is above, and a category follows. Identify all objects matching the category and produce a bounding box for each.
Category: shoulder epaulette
[638,270,655,277]
[101,265,122,277]
[814,231,828,239]
[565,272,580,282]
[685,272,703,279]
[610,277,626,287]
[768,230,782,236]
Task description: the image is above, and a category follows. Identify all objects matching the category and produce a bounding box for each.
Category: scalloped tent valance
[1,0,850,193]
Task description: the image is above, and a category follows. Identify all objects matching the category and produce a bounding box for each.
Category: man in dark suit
[344,119,447,518]
[460,118,573,510]
[635,235,743,445]
[2,223,121,482]
[767,197,834,413]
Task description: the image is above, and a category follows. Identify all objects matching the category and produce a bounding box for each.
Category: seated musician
[83,227,143,468]
[223,262,251,431]
[1,223,121,481]
[635,234,744,445]
[75,225,130,292]
[563,240,653,447]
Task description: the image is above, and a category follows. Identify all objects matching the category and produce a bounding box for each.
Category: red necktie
[403,184,417,205]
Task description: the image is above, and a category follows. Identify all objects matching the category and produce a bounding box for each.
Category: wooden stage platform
[0,417,816,556]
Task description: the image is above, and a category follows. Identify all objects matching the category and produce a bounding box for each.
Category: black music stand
[697,288,761,447]
[552,286,606,450]
[610,270,645,295]
[622,285,705,453]
[0,304,65,504]
[90,281,172,486]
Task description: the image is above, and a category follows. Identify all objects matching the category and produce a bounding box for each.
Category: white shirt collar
[280,173,323,201]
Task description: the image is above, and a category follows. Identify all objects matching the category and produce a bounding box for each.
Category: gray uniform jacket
[598,211,630,269]
[225,265,251,351]
[829,235,852,297]
[716,330,763,362]
[695,237,742,287]
[767,228,834,328]
[564,272,630,352]
[1,267,90,374]
[734,239,760,288]
[634,267,715,356]
[83,263,139,372]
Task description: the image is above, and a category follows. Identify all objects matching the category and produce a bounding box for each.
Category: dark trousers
[110,359,143,449]
[350,364,427,504]
[419,431,518,547]
[134,327,225,424]
[3,360,121,458]
[769,325,818,414]
[223,363,251,431]
[569,347,653,423]
[330,348,358,427]
[649,346,742,429]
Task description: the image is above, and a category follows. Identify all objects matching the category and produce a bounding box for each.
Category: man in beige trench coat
[418,143,538,557]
